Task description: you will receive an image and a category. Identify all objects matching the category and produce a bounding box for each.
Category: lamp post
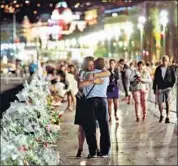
[137,16,146,60]
[159,10,169,57]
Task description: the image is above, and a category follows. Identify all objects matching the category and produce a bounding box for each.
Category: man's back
[84,69,109,99]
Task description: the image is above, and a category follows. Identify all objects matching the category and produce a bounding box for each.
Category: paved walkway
[57,100,177,165]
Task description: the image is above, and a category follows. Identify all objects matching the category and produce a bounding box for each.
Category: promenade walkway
[57,100,177,165]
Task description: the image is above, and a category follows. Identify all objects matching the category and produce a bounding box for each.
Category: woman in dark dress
[107,59,120,122]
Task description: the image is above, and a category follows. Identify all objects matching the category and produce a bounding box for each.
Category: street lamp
[137,16,146,59]
[159,10,169,56]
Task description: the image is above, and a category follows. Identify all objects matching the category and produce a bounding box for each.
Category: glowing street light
[137,16,146,58]
[159,10,169,56]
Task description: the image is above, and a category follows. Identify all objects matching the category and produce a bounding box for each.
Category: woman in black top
[107,59,120,122]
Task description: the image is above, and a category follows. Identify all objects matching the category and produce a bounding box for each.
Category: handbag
[74,84,96,125]
[129,70,139,92]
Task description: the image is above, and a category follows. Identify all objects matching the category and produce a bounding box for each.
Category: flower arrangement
[1,75,63,165]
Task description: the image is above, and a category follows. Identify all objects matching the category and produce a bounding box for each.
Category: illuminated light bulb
[37,3,41,7]
[50,3,53,7]
[15,4,20,8]
[13,0,17,4]
[25,0,30,4]
[1,5,4,8]
[33,10,37,14]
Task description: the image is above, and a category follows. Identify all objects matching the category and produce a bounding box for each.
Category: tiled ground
[57,100,177,165]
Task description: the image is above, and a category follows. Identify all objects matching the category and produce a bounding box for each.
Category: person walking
[129,61,152,122]
[153,55,176,123]
[107,59,120,122]
[119,59,132,104]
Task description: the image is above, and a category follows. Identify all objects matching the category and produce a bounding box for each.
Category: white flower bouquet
[1,76,62,165]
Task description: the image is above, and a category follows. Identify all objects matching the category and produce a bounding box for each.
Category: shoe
[142,116,146,121]
[76,149,83,157]
[115,115,119,121]
[159,115,164,122]
[97,149,101,156]
[87,154,97,158]
[136,118,140,122]
[100,153,110,158]
[165,117,170,123]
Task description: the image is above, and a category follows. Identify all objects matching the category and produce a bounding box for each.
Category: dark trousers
[122,80,129,97]
[82,97,110,155]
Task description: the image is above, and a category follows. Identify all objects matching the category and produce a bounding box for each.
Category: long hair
[81,56,95,71]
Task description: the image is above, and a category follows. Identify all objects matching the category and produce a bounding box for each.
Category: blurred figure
[29,60,38,77]
[153,55,176,123]
[130,61,152,122]
[145,62,152,75]
[65,64,78,111]
[107,59,120,122]
[130,62,136,72]
[119,59,132,104]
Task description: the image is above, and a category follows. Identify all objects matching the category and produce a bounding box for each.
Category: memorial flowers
[1,76,62,165]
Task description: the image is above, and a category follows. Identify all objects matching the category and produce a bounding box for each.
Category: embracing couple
[75,56,111,158]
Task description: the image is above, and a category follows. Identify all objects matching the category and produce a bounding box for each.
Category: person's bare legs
[132,91,141,121]
[165,100,170,123]
[76,125,85,157]
[140,90,148,120]
[127,95,131,104]
[66,93,72,111]
[96,127,100,150]
[113,98,119,120]
[72,94,76,109]
[165,101,170,118]
[158,102,164,122]
[107,99,112,122]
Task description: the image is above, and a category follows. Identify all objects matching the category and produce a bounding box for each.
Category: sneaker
[165,117,170,123]
[87,154,97,158]
[76,149,83,157]
[159,115,164,122]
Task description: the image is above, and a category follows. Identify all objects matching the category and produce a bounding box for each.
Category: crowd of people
[30,55,176,159]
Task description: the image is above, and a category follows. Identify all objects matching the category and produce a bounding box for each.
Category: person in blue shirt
[75,56,110,158]
[29,60,38,76]
[78,57,111,158]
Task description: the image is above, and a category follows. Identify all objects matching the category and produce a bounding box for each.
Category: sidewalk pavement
[57,100,177,165]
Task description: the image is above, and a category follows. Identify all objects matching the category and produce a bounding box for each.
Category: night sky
[1,0,133,23]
